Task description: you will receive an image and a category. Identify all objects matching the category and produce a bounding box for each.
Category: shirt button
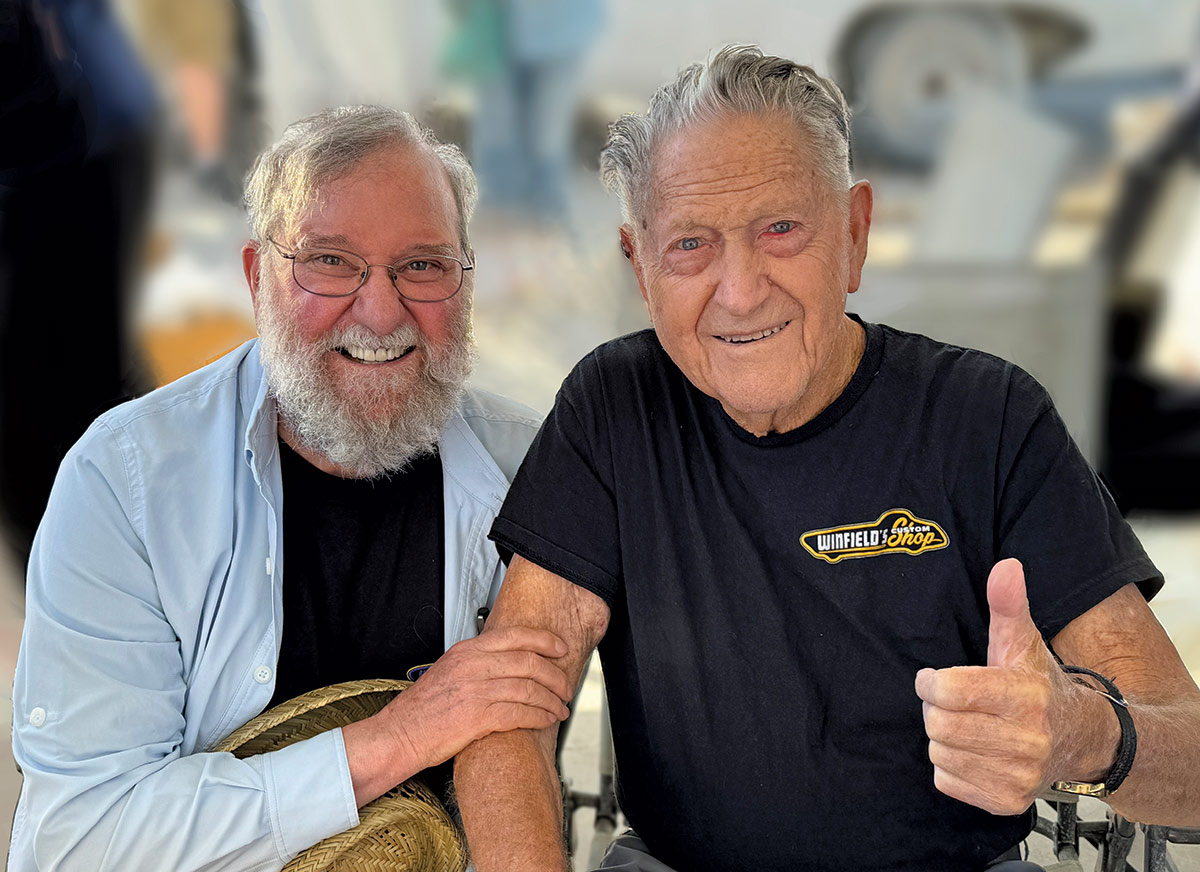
[253,666,273,684]
[264,557,273,576]
[29,707,46,727]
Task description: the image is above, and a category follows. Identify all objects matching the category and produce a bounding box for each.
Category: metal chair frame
[1030,796,1200,872]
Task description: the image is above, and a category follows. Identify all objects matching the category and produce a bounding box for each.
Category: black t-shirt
[273,442,451,795]
[273,442,446,708]
[490,320,1162,872]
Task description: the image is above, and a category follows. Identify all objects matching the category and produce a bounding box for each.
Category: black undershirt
[272,440,449,792]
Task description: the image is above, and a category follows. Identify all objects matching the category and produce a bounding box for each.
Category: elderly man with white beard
[8,106,573,871]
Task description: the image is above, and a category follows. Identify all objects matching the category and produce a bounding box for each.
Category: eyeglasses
[267,238,473,302]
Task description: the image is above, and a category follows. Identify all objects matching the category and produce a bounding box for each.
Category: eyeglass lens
[292,249,465,300]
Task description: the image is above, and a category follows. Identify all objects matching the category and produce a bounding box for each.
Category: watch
[1051,665,1137,799]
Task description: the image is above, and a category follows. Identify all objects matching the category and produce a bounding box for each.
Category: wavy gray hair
[600,45,852,233]
[244,105,478,249]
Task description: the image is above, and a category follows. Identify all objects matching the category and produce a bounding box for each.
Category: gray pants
[594,829,1045,871]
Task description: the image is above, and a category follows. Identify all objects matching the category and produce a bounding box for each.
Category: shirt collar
[239,340,279,482]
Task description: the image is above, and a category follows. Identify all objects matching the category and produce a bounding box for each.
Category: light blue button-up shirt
[9,340,540,870]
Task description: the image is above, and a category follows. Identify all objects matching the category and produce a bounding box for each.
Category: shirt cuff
[260,727,360,861]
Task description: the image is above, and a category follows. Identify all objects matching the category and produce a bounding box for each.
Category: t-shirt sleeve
[994,368,1163,640]
[489,358,622,606]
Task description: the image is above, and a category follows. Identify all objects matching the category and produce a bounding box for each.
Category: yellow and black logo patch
[800,509,949,564]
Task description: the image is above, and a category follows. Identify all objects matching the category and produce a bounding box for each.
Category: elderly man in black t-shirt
[454,46,1200,872]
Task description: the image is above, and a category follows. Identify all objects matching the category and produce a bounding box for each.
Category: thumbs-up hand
[914,558,1080,815]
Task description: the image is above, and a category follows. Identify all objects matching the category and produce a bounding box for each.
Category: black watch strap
[1061,665,1137,795]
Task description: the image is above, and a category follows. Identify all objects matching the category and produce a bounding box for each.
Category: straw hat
[213,678,468,872]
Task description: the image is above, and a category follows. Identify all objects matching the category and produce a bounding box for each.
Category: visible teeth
[343,344,409,362]
[717,322,788,344]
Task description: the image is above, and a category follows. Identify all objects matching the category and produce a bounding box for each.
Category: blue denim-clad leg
[594,830,679,871]
[520,53,585,224]
[472,55,584,224]
[472,61,529,213]
[985,845,1045,871]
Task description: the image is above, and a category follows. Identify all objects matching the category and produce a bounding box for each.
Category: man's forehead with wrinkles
[643,113,839,243]
[293,231,460,260]
[278,143,462,249]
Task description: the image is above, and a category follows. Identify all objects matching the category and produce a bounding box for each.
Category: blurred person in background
[130,0,265,205]
[1099,20,1200,515]
[8,105,573,870]
[443,0,603,236]
[454,45,1200,872]
[0,0,158,564]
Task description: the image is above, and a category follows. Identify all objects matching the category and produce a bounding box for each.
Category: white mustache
[325,324,423,353]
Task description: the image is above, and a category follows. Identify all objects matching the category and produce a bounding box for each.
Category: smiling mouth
[336,344,417,363]
[715,321,790,344]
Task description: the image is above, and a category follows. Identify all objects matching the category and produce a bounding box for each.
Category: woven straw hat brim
[213,678,467,872]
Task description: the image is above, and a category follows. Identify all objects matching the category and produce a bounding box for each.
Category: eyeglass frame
[265,237,474,302]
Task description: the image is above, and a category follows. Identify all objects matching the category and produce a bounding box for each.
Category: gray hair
[600,45,852,231]
[244,105,478,249]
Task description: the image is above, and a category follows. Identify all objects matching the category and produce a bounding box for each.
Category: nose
[712,243,770,316]
[348,264,412,335]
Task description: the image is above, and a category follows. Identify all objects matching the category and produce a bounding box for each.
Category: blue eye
[678,238,701,251]
[768,221,795,234]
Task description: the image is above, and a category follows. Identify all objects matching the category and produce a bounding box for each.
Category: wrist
[1067,680,1122,782]
[375,697,429,778]
[343,708,424,807]
[1053,665,1137,798]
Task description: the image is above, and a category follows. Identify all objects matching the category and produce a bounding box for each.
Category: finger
[928,744,1041,817]
[480,701,565,737]
[481,649,575,701]
[483,679,572,722]
[922,702,1004,749]
[916,666,1017,713]
[471,625,569,658]
[986,558,1042,669]
[922,703,1050,760]
[916,665,1049,716]
[438,647,574,702]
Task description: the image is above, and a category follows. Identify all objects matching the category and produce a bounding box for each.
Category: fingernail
[554,638,568,656]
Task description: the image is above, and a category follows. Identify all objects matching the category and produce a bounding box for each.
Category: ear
[242,240,263,309]
[619,225,653,316]
[846,179,873,295]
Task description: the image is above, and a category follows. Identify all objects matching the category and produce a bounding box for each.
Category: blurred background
[3,0,1200,866]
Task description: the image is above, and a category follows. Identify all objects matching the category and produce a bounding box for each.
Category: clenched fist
[914,558,1088,816]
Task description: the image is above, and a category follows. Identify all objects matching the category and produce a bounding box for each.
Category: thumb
[986,558,1042,668]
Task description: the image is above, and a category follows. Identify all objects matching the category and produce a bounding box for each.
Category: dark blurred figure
[0,0,158,562]
[444,0,603,232]
[1100,40,1200,514]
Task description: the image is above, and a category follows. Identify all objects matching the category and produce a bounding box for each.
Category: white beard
[256,285,476,479]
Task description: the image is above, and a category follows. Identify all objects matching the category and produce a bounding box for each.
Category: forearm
[451,555,610,870]
[12,731,357,871]
[1051,583,1200,826]
[1103,695,1200,826]
[456,727,568,872]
